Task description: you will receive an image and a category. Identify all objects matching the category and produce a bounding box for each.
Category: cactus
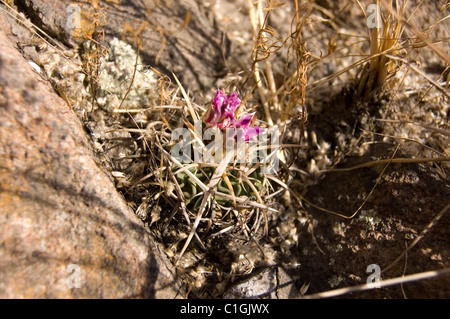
[170,89,267,213]
[174,165,265,209]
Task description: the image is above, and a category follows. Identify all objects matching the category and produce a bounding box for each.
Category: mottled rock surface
[15,0,228,93]
[0,26,181,298]
[224,267,302,299]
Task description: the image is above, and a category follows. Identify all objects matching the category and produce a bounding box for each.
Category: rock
[224,267,302,299]
[0,27,182,298]
[15,0,228,93]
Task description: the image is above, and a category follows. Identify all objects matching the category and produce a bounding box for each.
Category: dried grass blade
[172,72,199,122]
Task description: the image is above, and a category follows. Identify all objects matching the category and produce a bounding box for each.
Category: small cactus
[171,89,268,213]
[163,88,280,258]
[174,165,265,209]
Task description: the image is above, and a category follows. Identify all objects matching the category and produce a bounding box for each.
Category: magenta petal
[232,113,254,129]
[205,90,244,128]
[227,92,241,111]
[233,125,263,142]
[222,92,240,120]
[206,90,226,126]
[243,126,263,141]
[223,107,235,121]
[213,90,226,111]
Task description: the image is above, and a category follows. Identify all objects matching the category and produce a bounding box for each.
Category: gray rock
[224,267,302,299]
[15,0,228,92]
[0,26,182,298]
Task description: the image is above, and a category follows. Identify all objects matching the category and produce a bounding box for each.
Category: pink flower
[232,113,263,142]
[204,89,263,141]
[204,90,240,129]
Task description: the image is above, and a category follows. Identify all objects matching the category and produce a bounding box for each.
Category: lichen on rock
[83,37,158,112]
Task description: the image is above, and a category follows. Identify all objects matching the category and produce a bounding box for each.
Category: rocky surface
[0,25,182,298]
[15,0,228,93]
[224,267,303,299]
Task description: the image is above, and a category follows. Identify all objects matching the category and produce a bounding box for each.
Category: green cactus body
[173,165,265,211]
